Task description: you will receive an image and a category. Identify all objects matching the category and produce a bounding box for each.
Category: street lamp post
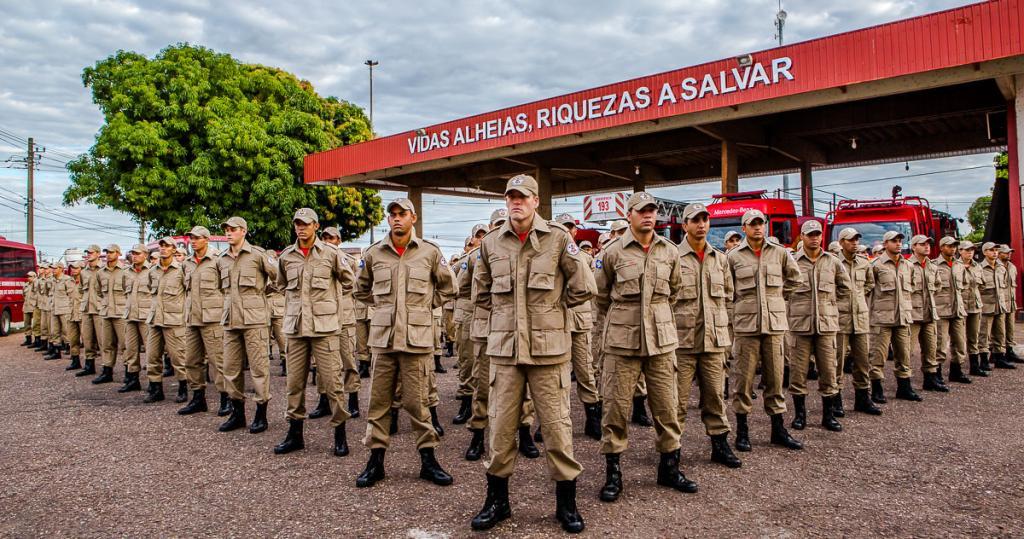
[365,59,379,131]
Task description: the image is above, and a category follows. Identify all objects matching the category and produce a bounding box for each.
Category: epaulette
[547,220,570,234]
[421,238,443,251]
[279,244,297,256]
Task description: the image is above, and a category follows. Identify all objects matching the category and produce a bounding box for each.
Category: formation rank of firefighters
[18,174,1022,534]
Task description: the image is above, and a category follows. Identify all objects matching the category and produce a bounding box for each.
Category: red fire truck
[826,194,958,257]
[706,191,799,249]
[0,237,37,335]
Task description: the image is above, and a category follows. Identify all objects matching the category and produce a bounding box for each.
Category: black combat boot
[630,395,653,427]
[821,396,842,432]
[279,358,286,377]
[355,448,386,488]
[43,343,61,360]
[273,418,305,454]
[308,394,331,419]
[790,394,807,430]
[334,422,349,456]
[33,337,46,350]
[452,395,472,424]
[178,388,207,415]
[91,366,113,384]
[21,334,32,346]
[142,382,164,403]
[534,426,544,443]
[854,388,883,415]
[993,352,1017,369]
[217,392,232,416]
[948,360,972,384]
[174,380,188,403]
[471,473,511,530]
[870,378,887,404]
[65,355,81,371]
[554,480,585,533]
[922,371,950,392]
[734,413,751,452]
[518,425,539,458]
[430,406,445,436]
[583,402,602,441]
[218,399,246,432]
[117,371,141,393]
[969,354,988,377]
[465,428,485,461]
[389,408,399,435]
[657,449,698,493]
[1008,348,1024,364]
[832,390,845,418]
[710,433,742,468]
[770,413,803,450]
[347,392,360,419]
[979,352,993,372]
[249,402,268,433]
[418,447,453,486]
[358,360,371,378]
[599,453,623,502]
[76,358,96,376]
[162,354,173,377]
[895,377,923,401]
[433,355,447,374]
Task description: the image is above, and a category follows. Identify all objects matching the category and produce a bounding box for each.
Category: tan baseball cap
[682,203,709,221]
[910,234,932,245]
[828,241,841,252]
[959,240,976,250]
[627,192,658,212]
[741,209,767,226]
[471,223,488,237]
[176,246,188,255]
[982,241,997,251]
[555,213,576,227]
[188,225,211,239]
[999,244,1012,253]
[579,240,593,249]
[103,243,121,253]
[129,244,148,254]
[321,226,341,238]
[157,237,176,247]
[610,220,628,232]
[293,207,318,224]
[938,236,959,247]
[882,230,904,242]
[598,232,612,245]
[489,208,508,226]
[27,271,36,277]
[85,244,102,253]
[872,244,885,254]
[724,231,742,242]
[464,236,474,247]
[837,227,861,241]
[801,220,823,235]
[857,244,868,253]
[386,198,416,214]
[222,216,247,229]
[505,174,538,197]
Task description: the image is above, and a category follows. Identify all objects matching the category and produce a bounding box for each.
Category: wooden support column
[721,140,738,194]
[536,166,552,220]
[800,161,814,217]
[1008,78,1023,312]
[408,186,423,239]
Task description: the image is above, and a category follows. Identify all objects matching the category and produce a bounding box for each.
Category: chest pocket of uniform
[201,271,219,290]
[238,273,258,289]
[796,271,812,292]
[679,270,698,300]
[878,272,896,292]
[527,256,555,291]
[855,267,867,287]
[765,263,783,287]
[489,256,512,294]
[818,266,835,294]
[614,262,641,297]
[407,266,431,295]
[709,267,726,298]
[285,267,301,290]
[653,264,672,297]
[311,264,332,290]
[372,264,392,296]
[735,265,756,291]
[220,268,231,290]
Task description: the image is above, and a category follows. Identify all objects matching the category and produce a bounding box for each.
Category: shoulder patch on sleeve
[461,261,468,271]
[358,258,365,269]
[567,242,580,256]
[594,258,603,269]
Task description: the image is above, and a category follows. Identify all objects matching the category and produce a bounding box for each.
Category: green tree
[64,44,382,248]
[963,152,1007,242]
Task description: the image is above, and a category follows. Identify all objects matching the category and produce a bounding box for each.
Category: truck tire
[0,309,10,337]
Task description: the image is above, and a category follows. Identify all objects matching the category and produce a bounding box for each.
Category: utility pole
[26,137,35,245]
[139,221,146,244]
[775,2,789,201]
[365,59,379,244]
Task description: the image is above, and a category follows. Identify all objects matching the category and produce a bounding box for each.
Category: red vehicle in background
[0,237,38,335]
[826,192,958,257]
[706,191,799,249]
[145,234,231,255]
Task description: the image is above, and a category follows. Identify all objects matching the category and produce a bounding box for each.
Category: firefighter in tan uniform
[933,236,973,385]
[142,238,187,404]
[728,209,803,453]
[978,242,1012,370]
[452,225,487,425]
[21,272,35,347]
[216,216,278,433]
[868,231,919,403]
[998,245,1022,365]
[39,266,58,359]
[46,264,68,359]
[353,198,456,489]
[65,263,85,370]
[907,235,947,392]
[76,245,104,376]
[272,209,355,457]
[180,226,229,416]
[30,269,44,349]
[48,263,78,364]
[673,203,741,468]
[36,265,52,355]
[93,245,127,385]
[786,220,850,433]
[119,245,151,393]
[316,226,362,419]
[470,175,588,534]
[959,241,987,376]
[555,212,602,440]
[835,228,882,416]
[268,287,287,376]
[353,263,373,379]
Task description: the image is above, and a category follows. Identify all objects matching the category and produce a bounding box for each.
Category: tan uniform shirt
[123,265,152,322]
[79,264,103,315]
[147,261,186,327]
[908,256,939,323]
[36,277,52,311]
[216,241,278,329]
[979,259,1010,314]
[185,251,224,326]
[728,239,802,336]
[674,237,732,353]
[788,249,851,335]
[277,239,355,336]
[454,251,476,325]
[868,255,914,327]
[474,219,593,365]
[568,250,596,333]
[960,261,984,314]
[51,275,80,317]
[1003,260,1018,311]
[23,280,35,313]
[98,264,127,319]
[70,276,83,322]
[839,253,874,334]
[353,233,455,354]
[464,248,491,344]
[339,253,358,327]
[931,257,967,319]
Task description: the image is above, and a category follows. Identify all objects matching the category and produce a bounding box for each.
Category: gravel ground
[1,331,1023,538]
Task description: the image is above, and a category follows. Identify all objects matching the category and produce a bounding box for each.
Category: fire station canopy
[306,1,1023,204]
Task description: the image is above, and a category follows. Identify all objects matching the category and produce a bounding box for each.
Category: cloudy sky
[0,0,1000,260]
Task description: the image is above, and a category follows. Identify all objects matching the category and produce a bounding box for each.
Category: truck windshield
[831,220,914,254]
[708,218,743,250]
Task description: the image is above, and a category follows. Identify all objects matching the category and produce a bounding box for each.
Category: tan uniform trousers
[570,331,600,404]
[145,325,185,384]
[49,312,64,345]
[675,351,730,436]
[936,317,967,370]
[731,335,787,416]
[30,310,41,337]
[341,326,359,394]
[287,335,349,427]
[354,320,371,362]
[590,311,605,387]
[123,320,146,373]
[364,352,438,451]
[23,311,33,337]
[486,362,582,482]
[80,314,101,361]
[223,327,271,403]
[269,317,286,360]
[789,334,839,397]
[965,313,982,355]
[600,352,680,455]
[979,314,1005,354]
[836,332,871,390]
[1003,311,1017,352]
[392,365,441,409]
[910,321,939,373]
[468,341,535,430]
[39,310,50,342]
[869,325,912,380]
[55,315,80,356]
[100,317,126,369]
[455,321,475,398]
[185,325,225,392]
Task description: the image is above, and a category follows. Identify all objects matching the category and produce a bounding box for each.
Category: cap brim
[631,202,658,212]
[686,210,710,220]
[504,186,535,197]
[293,217,316,224]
